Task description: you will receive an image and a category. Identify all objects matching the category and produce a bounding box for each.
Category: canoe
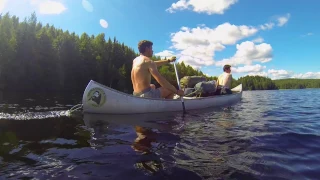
[82,80,243,114]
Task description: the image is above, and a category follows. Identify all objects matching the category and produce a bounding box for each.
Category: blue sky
[1,0,319,79]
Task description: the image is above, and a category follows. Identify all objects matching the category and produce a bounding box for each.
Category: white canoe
[82,80,243,114]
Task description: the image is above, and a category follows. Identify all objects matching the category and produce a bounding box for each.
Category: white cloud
[267,70,320,80]
[301,32,314,37]
[0,0,7,13]
[232,64,266,73]
[267,69,292,79]
[258,13,290,30]
[99,19,108,28]
[166,0,238,15]
[82,0,93,12]
[30,0,40,5]
[247,71,269,77]
[38,0,67,14]
[252,37,264,43]
[270,70,320,79]
[159,13,290,69]
[168,23,259,68]
[277,13,290,27]
[216,41,273,67]
[177,46,217,67]
[172,23,258,47]
[178,56,210,69]
[156,47,219,69]
[259,23,274,30]
[175,45,222,68]
[292,72,320,79]
[155,50,175,58]
[1,0,69,20]
[243,69,320,80]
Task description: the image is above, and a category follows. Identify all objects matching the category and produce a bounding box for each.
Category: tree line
[235,75,278,90]
[233,75,320,91]
[0,12,211,94]
[273,78,320,89]
[0,12,318,94]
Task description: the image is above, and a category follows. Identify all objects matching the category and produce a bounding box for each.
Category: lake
[1,89,320,179]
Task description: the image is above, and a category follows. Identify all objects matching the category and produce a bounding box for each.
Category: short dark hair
[223,64,231,72]
[138,40,153,53]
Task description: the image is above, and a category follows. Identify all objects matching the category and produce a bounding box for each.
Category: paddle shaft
[173,62,186,113]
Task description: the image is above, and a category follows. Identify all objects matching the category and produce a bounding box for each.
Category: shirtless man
[216,64,233,94]
[131,40,184,99]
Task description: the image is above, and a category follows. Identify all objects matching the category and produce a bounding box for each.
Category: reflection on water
[1,89,320,179]
[82,112,202,179]
[0,116,91,179]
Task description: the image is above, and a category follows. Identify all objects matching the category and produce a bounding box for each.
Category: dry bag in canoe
[180,76,206,88]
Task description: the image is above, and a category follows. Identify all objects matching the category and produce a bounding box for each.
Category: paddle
[172,58,186,114]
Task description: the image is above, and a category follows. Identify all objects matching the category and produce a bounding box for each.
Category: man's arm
[148,60,177,93]
[154,59,171,67]
[154,57,176,67]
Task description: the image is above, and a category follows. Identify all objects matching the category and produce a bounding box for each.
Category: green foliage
[0,12,215,93]
[235,75,278,90]
[273,78,320,89]
[232,76,320,91]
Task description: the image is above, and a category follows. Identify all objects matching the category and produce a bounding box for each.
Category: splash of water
[0,110,71,120]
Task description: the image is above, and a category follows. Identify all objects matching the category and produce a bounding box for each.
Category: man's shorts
[215,85,232,95]
[133,87,161,98]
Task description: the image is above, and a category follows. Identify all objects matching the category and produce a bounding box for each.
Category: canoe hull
[82,80,243,114]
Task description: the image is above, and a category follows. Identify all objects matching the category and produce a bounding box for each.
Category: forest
[0,13,319,95]
[233,76,320,91]
[0,12,210,94]
[236,75,278,91]
[273,79,320,89]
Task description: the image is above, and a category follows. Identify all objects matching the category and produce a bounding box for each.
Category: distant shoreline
[243,87,320,91]
[278,87,320,90]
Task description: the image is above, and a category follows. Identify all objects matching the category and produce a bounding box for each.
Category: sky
[1,0,320,79]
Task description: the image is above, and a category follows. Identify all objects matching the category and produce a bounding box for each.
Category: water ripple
[1,89,320,179]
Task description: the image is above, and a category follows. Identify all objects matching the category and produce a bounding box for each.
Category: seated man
[131,40,184,99]
[215,64,233,95]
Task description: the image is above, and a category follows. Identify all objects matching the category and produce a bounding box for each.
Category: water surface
[1,89,320,179]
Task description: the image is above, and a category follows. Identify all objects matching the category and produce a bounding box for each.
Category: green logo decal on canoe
[87,87,106,107]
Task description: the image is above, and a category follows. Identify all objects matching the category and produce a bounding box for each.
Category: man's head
[138,40,153,57]
[223,64,231,73]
